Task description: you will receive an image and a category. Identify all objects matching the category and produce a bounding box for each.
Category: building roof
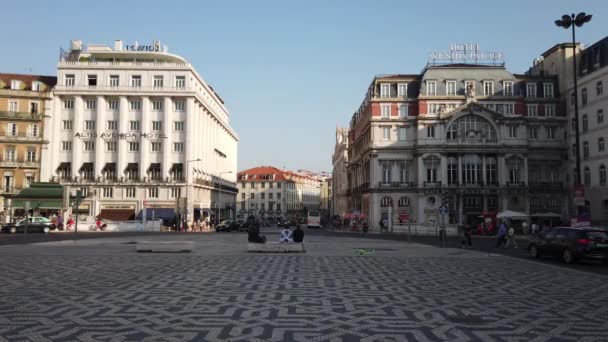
[0,73,57,91]
[237,166,319,182]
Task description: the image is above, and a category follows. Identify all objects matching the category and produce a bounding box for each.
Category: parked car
[528,227,608,264]
[277,219,287,227]
[215,220,240,232]
[2,216,56,234]
[240,218,260,232]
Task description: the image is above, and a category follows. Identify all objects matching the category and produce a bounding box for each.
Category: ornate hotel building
[345,57,568,229]
[236,166,320,219]
[0,73,56,218]
[331,127,349,217]
[42,40,238,222]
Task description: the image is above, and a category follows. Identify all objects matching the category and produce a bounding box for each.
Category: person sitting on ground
[248,225,266,244]
[279,227,293,243]
[292,225,304,243]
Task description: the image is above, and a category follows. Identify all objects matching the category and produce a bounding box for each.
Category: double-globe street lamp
[184,158,202,231]
[554,12,592,216]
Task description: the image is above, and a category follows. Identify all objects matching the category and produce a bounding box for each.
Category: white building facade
[42,40,238,224]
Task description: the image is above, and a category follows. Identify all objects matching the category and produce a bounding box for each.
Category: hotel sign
[429,43,504,64]
[74,132,167,139]
[125,40,161,52]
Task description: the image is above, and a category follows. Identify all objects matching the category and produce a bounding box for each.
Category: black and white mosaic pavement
[1,235,608,341]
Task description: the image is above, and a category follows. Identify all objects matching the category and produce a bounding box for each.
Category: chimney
[114,40,123,51]
[70,40,83,51]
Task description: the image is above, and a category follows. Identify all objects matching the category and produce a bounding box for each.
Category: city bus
[307,210,321,228]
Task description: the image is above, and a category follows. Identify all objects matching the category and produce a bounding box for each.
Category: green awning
[11,199,63,210]
[13,182,64,199]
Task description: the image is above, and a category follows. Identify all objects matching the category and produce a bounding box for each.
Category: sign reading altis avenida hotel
[429,43,504,64]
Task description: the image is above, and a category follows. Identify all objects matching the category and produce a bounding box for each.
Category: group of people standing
[495,221,519,248]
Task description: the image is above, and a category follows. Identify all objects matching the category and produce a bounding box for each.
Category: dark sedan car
[2,216,56,234]
[215,220,240,232]
[528,227,608,264]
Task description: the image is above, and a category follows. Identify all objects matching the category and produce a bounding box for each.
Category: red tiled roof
[237,166,319,182]
[0,73,57,91]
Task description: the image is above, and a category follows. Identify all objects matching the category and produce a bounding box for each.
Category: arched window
[600,165,606,186]
[486,158,497,185]
[424,156,440,183]
[506,156,523,184]
[584,167,591,186]
[462,154,482,185]
[446,114,497,142]
[380,197,393,208]
[398,197,410,207]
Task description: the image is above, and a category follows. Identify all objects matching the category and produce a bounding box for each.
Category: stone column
[418,158,425,187]
[458,154,463,185]
[139,97,150,180]
[440,155,448,185]
[95,96,106,178]
[162,97,172,179]
[71,96,84,178]
[482,155,487,185]
[117,96,129,181]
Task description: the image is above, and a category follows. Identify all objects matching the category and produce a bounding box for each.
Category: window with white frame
[546,126,556,140]
[446,81,456,96]
[399,104,408,117]
[503,81,514,96]
[129,120,140,131]
[380,104,390,118]
[85,99,96,110]
[85,120,95,130]
[529,126,538,140]
[109,75,119,87]
[504,103,514,115]
[483,81,494,96]
[107,99,119,110]
[64,74,75,86]
[174,121,184,131]
[107,120,117,130]
[129,99,141,110]
[102,188,113,198]
[106,141,117,152]
[7,123,16,136]
[129,142,139,152]
[125,188,136,198]
[382,127,390,140]
[62,141,72,151]
[8,101,18,112]
[152,121,162,131]
[426,81,437,95]
[151,141,162,152]
[84,141,95,151]
[397,83,407,97]
[31,81,41,91]
[545,104,555,117]
[130,75,142,87]
[508,125,517,138]
[152,99,163,110]
[380,83,390,98]
[398,127,407,141]
[87,74,97,86]
[427,124,435,138]
[26,147,36,162]
[63,99,74,109]
[174,100,185,111]
[543,83,554,98]
[170,188,181,198]
[174,142,184,152]
[527,104,538,117]
[175,76,186,89]
[28,124,38,137]
[5,146,15,161]
[526,83,537,98]
[153,76,164,88]
[148,188,159,198]
[63,120,73,130]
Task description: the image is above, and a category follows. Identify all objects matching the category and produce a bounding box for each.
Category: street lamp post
[218,171,233,223]
[185,158,202,231]
[555,12,592,215]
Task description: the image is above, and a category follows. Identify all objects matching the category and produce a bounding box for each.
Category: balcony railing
[446,138,498,144]
[529,182,563,191]
[54,85,194,93]
[378,182,415,189]
[0,132,43,141]
[59,60,191,69]
[1,187,20,194]
[505,181,526,187]
[423,181,442,187]
[0,111,45,120]
[0,160,40,168]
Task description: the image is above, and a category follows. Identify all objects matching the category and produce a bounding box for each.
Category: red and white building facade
[345,59,569,230]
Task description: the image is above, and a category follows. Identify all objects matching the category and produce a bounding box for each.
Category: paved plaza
[1,233,608,341]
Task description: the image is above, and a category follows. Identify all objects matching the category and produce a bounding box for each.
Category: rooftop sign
[428,43,504,66]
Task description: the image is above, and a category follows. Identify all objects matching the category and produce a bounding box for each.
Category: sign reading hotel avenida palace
[342,44,567,229]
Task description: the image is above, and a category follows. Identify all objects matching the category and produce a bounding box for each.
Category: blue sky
[3,0,607,172]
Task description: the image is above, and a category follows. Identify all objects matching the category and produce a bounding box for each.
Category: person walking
[505,225,519,248]
[379,218,385,232]
[461,225,472,249]
[496,221,507,248]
